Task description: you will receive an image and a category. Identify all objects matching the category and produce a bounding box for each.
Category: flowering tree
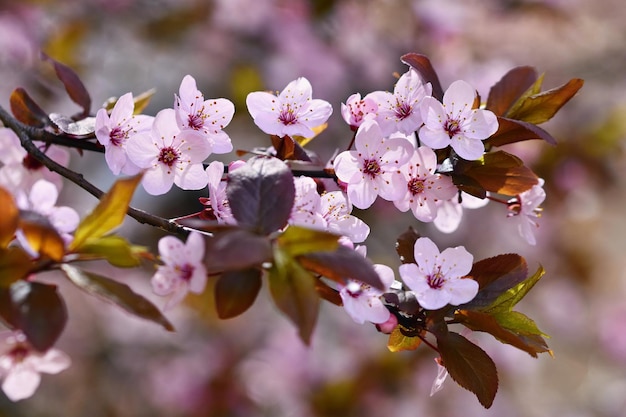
[0,52,583,407]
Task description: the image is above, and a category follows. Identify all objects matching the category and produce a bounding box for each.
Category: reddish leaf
[314,280,342,306]
[486,117,557,147]
[214,268,262,319]
[462,254,528,310]
[226,156,295,235]
[453,150,538,197]
[298,246,383,290]
[0,281,67,352]
[486,66,538,116]
[41,52,91,117]
[9,88,49,127]
[506,78,584,125]
[0,247,33,287]
[60,264,174,331]
[204,229,272,274]
[18,211,66,262]
[395,226,420,264]
[401,53,444,100]
[270,135,312,162]
[437,331,498,408]
[0,187,19,247]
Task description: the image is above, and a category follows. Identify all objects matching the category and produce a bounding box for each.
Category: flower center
[408,178,425,195]
[345,281,364,298]
[362,158,381,179]
[22,154,43,171]
[178,263,194,282]
[109,126,127,146]
[395,100,412,120]
[427,269,445,289]
[278,105,298,126]
[188,113,204,130]
[9,345,29,363]
[158,146,180,167]
[444,119,461,138]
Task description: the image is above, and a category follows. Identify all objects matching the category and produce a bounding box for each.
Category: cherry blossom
[126,109,211,195]
[0,331,70,401]
[393,146,457,222]
[340,92,377,130]
[0,128,69,193]
[152,231,207,310]
[175,75,235,154]
[95,92,154,175]
[367,68,432,136]
[433,191,489,234]
[419,80,498,160]
[340,263,395,325]
[290,176,326,229]
[203,161,236,224]
[333,119,413,209]
[399,237,478,310]
[507,178,546,245]
[246,77,332,138]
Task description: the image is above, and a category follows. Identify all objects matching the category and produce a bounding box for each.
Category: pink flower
[433,192,489,233]
[152,232,207,310]
[419,80,498,160]
[95,92,154,175]
[340,263,394,325]
[246,77,332,138]
[393,146,457,222]
[0,331,70,401]
[204,161,235,225]
[507,178,546,245]
[368,68,432,136]
[333,119,413,209]
[340,93,377,130]
[290,176,326,229]
[175,75,235,154]
[126,109,211,195]
[399,237,478,310]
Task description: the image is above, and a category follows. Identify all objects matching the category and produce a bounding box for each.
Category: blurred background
[1,0,625,415]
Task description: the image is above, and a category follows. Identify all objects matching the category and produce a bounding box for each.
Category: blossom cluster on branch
[0,52,582,406]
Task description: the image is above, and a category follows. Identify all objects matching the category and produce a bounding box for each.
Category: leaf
[41,52,91,117]
[277,226,340,257]
[226,156,295,235]
[0,247,33,287]
[9,88,50,127]
[401,53,444,101]
[0,281,67,352]
[18,211,66,262]
[214,268,262,319]
[395,226,420,264]
[204,229,272,274]
[298,245,383,290]
[76,235,146,267]
[49,113,96,136]
[506,78,584,125]
[483,266,545,315]
[437,331,498,408]
[455,310,550,357]
[387,326,422,352]
[461,254,528,310]
[270,135,312,162]
[453,150,538,198]
[132,88,156,114]
[486,117,557,147]
[486,66,538,116]
[0,187,19,247]
[70,174,142,251]
[268,249,319,344]
[60,264,174,331]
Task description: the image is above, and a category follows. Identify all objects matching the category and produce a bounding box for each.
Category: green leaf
[437,331,499,408]
[0,187,19,248]
[483,265,545,315]
[486,117,557,147]
[0,281,67,352]
[486,66,538,116]
[491,310,547,338]
[41,52,91,117]
[268,248,319,344]
[277,226,340,257]
[204,228,272,274]
[395,226,421,264]
[18,211,66,262]
[214,268,262,319]
[298,245,383,290]
[226,156,295,235]
[60,264,174,331]
[401,53,444,101]
[453,150,538,198]
[387,326,422,352]
[506,78,584,125]
[76,235,146,267]
[9,88,50,127]
[70,174,142,251]
[0,247,33,287]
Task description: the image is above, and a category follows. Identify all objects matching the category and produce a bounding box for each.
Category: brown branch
[0,106,187,236]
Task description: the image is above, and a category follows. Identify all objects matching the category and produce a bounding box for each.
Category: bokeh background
[1,0,625,416]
